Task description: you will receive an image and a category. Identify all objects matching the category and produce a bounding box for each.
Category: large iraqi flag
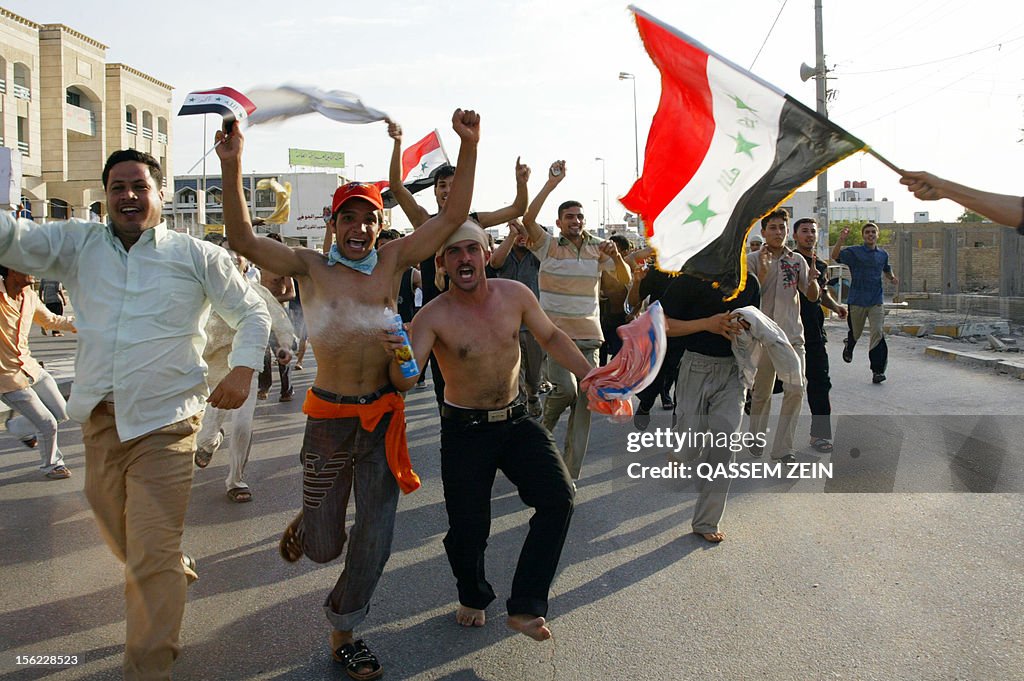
[621,6,866,295]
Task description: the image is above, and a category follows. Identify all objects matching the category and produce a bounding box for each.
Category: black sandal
[333,639,383,681]
[811,438,834,453]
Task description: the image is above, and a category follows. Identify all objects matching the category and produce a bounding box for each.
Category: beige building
[0,6,172,221]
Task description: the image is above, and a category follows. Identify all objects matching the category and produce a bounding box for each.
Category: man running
[384,222,589,641]
[219,109,479,680]
[831,222,898,384]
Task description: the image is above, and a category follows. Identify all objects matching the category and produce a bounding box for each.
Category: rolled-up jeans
[297,411,399,633]
[2,369,67,471]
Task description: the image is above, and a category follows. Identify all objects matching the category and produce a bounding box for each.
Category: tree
[956,209,986,223]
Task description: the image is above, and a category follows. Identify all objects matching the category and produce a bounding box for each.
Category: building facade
[0,6,172,221]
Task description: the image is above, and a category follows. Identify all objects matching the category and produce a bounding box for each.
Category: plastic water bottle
[388,312,420,379]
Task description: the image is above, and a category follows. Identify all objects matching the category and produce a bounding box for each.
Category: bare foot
[695,530,725,543]
[456,605,486,627]
[506,614,551,641]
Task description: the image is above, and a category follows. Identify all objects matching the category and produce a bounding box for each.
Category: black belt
[310,385,396,405]
[440,400,527,424]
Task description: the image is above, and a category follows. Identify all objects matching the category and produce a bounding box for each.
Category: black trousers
[440,414,574,617]
[804,342,832,440]
[259,346,292,397]
[637,344,685,411]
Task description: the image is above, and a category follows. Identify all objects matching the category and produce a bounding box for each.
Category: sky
[13,0,1024,233]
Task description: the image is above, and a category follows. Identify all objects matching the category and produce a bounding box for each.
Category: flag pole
[866,147,902,174]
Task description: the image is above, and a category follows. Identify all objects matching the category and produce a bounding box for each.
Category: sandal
[227,487,252,503]
[279,512,305,562]
[810,438,834,453]
[333,639,383,681]
[45,465,71,479]
[194,446,214,468]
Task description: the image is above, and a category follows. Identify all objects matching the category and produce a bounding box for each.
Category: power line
[840,35,1024,75]
[749,0,790,71]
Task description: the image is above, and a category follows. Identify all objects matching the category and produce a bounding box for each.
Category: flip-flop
[810,438,834,453]
[333,639,383,681]
[694,531,725,543]
[227,487,252,503]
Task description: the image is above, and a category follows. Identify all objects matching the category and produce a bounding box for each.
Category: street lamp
[618,71,639,178]
[594,157,607,228]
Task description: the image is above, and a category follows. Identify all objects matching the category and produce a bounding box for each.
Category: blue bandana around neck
[327,244,378,275]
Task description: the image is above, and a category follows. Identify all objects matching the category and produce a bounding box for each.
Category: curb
[924,345,1024,379]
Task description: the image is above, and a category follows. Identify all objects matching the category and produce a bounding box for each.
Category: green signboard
[288,148,346,169]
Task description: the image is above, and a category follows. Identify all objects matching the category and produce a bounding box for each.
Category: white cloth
[0,215,271,441]
[731,306,803,390]
[246,84,388,126]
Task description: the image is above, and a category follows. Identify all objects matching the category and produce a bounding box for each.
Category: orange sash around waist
[302,389,420,494]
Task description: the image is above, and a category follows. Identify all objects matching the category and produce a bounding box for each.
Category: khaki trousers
[749,342,806,458]
[83,404,201,681]
[542,339,601,479]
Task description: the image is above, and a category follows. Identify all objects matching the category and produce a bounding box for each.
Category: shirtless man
[388,122,529,405]
[218,109,479,680]
[384,222,591,642]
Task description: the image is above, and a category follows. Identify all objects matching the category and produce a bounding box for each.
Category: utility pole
[814,0,830,260]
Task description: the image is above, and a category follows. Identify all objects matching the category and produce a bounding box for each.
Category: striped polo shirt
[530,229,613,341]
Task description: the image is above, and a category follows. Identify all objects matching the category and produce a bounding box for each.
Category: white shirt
[0,215,270,441]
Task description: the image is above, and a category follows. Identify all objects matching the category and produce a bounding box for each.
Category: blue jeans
[2,369,67,471]
[297,411,399,632]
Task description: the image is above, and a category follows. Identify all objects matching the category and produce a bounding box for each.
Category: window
[50,199,70,220]
[66,90,81,107]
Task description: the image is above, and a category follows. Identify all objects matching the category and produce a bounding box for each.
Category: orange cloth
[302,389,420,494]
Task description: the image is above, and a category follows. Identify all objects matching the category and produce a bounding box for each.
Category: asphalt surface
[1,321,1022,680]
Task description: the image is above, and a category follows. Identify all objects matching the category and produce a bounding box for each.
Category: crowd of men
[4,104,1015,679]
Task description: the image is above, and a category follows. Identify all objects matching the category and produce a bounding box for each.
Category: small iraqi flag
[177,87,257,122]
[381,129,450,209]
[621,6,866,296]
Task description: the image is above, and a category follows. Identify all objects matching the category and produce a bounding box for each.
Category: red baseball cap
[331,182,384,214]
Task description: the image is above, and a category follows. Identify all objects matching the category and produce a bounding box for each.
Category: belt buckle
[486,408,507,423]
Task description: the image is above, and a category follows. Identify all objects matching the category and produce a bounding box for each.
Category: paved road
[1,322,1021,680]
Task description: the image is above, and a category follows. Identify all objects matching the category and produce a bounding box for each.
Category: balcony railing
[126,121,137,135]
[17,140,29,155]
[157,131,168,144]
[141,127,153,140]
[12,83,30,100]
[0,80,6,94]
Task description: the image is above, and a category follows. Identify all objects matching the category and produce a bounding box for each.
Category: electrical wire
[748,0,790,71]
[840,35,1024,75]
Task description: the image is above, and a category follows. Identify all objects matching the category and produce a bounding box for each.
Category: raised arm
[389,109,480,268]
[801,254,821,303]
[830,226,848,262]
[217,126,308,276]
[599,241,632,289]
[489,220,523,269]
[474,157,530,227]
[387,120,431,229]
[900,171,1024,230]
[522,160,565,246]
[322,219,334,254]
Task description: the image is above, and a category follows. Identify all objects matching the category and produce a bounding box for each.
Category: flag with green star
[621,7,866,296]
